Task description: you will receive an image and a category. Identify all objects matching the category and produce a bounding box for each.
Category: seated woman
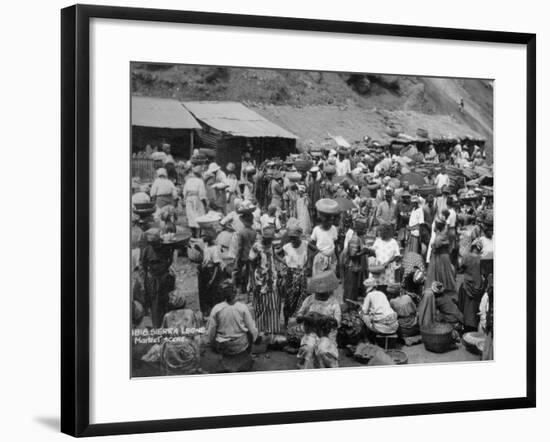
[295,271,341,369]
[207,280,259,372]
[361,278,399,336]
[159,297,202,375]
[389,292,419,337]
[418,281,464,332]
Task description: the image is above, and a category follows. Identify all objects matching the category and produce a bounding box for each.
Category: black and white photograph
[130,63,494,377]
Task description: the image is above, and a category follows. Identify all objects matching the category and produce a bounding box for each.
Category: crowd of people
[132,140,494,374]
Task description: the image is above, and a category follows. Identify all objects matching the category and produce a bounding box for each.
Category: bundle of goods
[354,342,396,366]
[301,312,338,337]
[315,198,341,215]
[286,324,305,348]
[462,331,485,355]
[421,322,455,353]
[337,308,365,347]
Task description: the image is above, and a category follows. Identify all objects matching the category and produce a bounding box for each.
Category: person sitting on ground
[389,291,419,338]
[207,279,259,372]
[422,281,464,331]
[296,271,341,369]
[361,277,399,337]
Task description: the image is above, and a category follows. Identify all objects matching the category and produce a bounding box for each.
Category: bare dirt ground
[131,256,479,378]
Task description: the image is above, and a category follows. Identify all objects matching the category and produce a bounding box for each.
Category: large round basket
[421,322,454,353]
[294,158,314,172]
[315,198,340,215]
[286,171,303,182]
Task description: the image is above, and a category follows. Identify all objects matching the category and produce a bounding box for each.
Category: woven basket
[385,349,408,365]
[369,264,385,275]
[295,158,313,172]
[421,323,454,353]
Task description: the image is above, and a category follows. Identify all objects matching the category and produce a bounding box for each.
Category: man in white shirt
[434,167,450,189]
[161,143,175,165]
[407,196,424,254]
[335,149,351,176]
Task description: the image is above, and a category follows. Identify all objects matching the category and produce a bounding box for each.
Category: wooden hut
[182,101,298,170]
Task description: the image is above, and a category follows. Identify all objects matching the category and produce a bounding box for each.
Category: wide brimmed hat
[310,166,320,173]
[307,271,339,293]
[206,162,221,174]
[401,190,411,198]
[431,281,445,295]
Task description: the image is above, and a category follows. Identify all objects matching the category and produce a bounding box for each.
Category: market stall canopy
[132,96,201,129]
[182,101,298,139]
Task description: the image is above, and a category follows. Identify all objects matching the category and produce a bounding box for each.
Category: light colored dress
[183,176,207,228]
[296,195,312,235]
[369,237,401,284]
[311,225,338,276]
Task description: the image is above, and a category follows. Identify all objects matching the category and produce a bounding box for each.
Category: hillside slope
[131,63,493,146]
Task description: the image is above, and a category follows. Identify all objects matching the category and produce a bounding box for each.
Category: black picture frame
[61,4,536,437]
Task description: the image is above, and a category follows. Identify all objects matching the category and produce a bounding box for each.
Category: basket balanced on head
[315,198,341,216]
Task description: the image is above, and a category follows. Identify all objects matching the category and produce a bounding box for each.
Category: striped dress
[249,243,281,334]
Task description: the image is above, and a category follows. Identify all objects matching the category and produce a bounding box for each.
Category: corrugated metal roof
[256,105,485,148]
[132,96,201,129]
[182,101,298,139]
